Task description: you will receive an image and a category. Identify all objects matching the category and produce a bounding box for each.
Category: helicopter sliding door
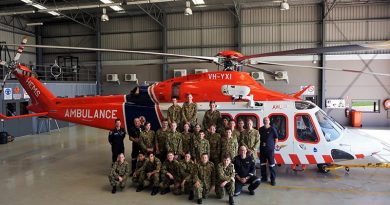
[268,113,293,165]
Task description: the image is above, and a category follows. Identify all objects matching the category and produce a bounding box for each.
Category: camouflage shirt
[194,138,210,161]
[166,131,183,155]
[193,161,215,186]
[179,160,196,181]
[206,132,222,164]
[202,110,221,130]
[240,129,260,158]
[182,102,198,124]
[182,131,194,154]
[140,130,156,153]
[156,128,169,153]
[221,137,238,160]
[167,105,182,124]
[110,160,130,178]
[216,163,235,183]
[140,158,162,173]
[135,159,146,174]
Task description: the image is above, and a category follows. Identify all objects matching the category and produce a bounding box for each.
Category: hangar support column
[96,18,102,95]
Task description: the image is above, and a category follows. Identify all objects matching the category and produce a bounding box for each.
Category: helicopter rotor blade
[244,64,279,77]
[3,43,220,63]
[254,60,390,77]
[237,40,390,62]
[13,37,28,62]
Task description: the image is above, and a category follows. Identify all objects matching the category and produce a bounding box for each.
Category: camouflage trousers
[159,174,181,194]
[108,175,128,188]
[215,181,235,199]
[139,171,160,187]
[132,173,141,186]
[194,181,211,199]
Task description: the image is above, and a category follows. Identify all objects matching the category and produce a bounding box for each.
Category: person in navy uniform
[108,119,126,163]
[259,117,279,186]
[129,117,144,174]
[233,145,260,196]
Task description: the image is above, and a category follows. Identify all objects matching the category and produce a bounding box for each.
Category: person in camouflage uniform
[132,153,146,186]
[108,153,130,194]
[191,124,202,159]
[221,129,239,162]
[167,98,182,126]
[215,154,236,205]
[202,101,221,130]
[236,119,246,144]
[193,130,210,163]
[182,123,194,155]
[229,120,240,142]
[137,152,162,195]
[156,119,169,160]
[139,122,155,154]
[166,122,183,159]
[218,117,230,134]
[206,125,222,165]
[160,152,183,195]
[193,153,215,204]
[182,93,198,127]
[240,119,260,160]
[179,152,196,197]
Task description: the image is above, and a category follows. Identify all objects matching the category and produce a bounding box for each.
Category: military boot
[188,191,194,200]
[111,186,117,194]
[160,188,171,195]
[197,199,202,204]
[151,187,159,196]
[136,185,144,192]
[229,196,235,205]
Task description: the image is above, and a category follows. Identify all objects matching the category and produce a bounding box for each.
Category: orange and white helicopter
[1,38,389,172]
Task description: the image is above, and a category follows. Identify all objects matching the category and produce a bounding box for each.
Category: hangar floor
[1,125,389,205]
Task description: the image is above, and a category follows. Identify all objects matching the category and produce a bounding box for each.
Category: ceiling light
[48,11,60,16]
[280,0,289,11]
[100,0,124,11]
[20,0,32,3]
[26,22,43,26]
[101,8,109,22]
[192,0,205,5]
[32,4,46,10]
[184,1,192,16]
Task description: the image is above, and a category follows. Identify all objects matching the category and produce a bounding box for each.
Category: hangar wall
[39,2,390,126]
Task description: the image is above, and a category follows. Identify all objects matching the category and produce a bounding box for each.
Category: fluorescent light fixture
[26,22,43,26]
[192,0,205,5]
[20,0,32,3]
[100,0,124,11]
[32,4,46,10]
[20,0,60,16]
[280,0,289,10]
[48,11,60,16]
[184,1,192,16]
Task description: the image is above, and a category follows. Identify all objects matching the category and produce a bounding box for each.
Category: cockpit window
[315,111,342,142]
[295,114,319,143]
[295,101,316,110]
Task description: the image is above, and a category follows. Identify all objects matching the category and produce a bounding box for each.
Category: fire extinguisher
[345,108,351,118]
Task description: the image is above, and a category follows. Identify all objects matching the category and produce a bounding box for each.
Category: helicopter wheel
[317,163,331,173]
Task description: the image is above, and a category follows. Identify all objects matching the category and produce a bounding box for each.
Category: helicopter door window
[235,114,259,129]
[295,114,319,143]
[269,114,288,142]
[172,82,181,99]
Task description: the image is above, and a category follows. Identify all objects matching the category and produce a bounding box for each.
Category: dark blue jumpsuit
[108,128,126,163]
[259,126,278,183]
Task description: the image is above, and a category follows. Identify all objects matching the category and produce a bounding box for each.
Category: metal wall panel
[167,30,202,47]
[242,25,280,44]
[43,53,96,63]
[167,13,202,29]
[43,22,93,37]
[325,22,367,42]
[281,24,319,43]
[327,5,368,20]
[280,5,320,22]
[101,50,161,61]
[167,48,202,56]
[202,28,234,46]
[132,32,161,49]
[368,21,390,40]
[368,4,390,18]
[202,10,233,27]
[101,17,133,33]
[102,33,133,49]
[242,7,280,24]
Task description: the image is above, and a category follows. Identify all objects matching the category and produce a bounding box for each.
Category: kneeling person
[233,146,260,196]
[137,152,162,195]
[132,153,146,186]
[216,154,236,205]
[108,153,130,194]
[160,152,183,195]
[193,153,215,204]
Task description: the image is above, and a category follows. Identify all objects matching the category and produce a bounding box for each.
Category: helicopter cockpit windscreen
[315,110,342,142]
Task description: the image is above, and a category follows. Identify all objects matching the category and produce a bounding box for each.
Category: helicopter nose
[342,129,383,159]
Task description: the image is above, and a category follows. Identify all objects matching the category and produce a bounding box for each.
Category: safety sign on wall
[300,85,315,95]
[326,99,346,109]
[23,89,30,99]
[13,86,22,100]
[4,87,12,100]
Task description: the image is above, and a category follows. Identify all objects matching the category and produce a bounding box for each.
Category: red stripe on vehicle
[289,154,301,165]
[305,155,317,164]
[322,155,333,163]
[274,153,285,164]
[355,154,364,159]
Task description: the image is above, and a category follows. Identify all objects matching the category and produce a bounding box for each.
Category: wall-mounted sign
[326,98,346,109]
[23,89,30,99]
[4,87,12,100]
[13,86,22,100]
[300,85,315,95]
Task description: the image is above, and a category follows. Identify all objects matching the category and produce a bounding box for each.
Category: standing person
[139,116,146,129]
[240,119,260,161]
[207,124,221,166]
[193,153,215,204]
[132,153,146,187]
[182,122,194,155]
[202,101,221,130]
[156,119,169,160]
[167,97,182,126]
[108,153,130,194]
[233,146,260,196]
[259,117,279,186]
[139,122,156,154]
[182,93,198,128]
[193,130,210,163]
[160,152,183,195]
[166,122,183,160]
[129,117,143,174]
[221,129,238,162]
[191,124,202,159]
[108,119,126,164]
[137,152,162,195]
[230,120,240,142]
[218,117,230,134]
[216,154,236,205]
[236,119,245,144]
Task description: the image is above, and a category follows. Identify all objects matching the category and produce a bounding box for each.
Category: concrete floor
[1,125,390,205]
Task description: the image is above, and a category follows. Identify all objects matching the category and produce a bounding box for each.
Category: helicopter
[0,37,388,172]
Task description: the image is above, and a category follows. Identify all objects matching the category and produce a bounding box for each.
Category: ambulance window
[269,115,287,141]
[236,115,259,129]
[295,114,319,143]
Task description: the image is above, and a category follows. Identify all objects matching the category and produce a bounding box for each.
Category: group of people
[108,94,279,205]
